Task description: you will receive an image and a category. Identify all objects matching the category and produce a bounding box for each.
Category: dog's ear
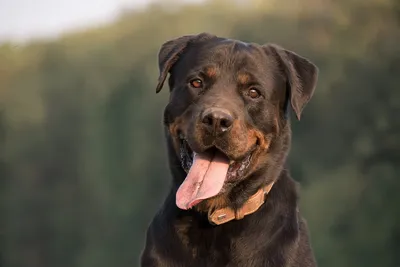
[263,44,319,120]
[156,33,216,93]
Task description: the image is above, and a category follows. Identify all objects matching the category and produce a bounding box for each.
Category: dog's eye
[189,79,203,89]
[248,88,261,99]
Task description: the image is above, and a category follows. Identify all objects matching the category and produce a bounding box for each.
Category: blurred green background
[1,0,399,266]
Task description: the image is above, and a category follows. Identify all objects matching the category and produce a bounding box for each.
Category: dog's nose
[201,108,234,135]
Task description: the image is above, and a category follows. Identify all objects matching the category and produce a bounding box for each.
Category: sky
[0,0,204,42]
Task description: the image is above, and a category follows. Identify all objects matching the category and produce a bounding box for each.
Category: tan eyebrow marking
[237,73,251,84]
[205,67,218,78]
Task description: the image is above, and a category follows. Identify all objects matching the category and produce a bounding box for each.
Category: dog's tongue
[176,150,230,210]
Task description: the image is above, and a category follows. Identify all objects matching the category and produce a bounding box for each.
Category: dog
[141,33,319,267]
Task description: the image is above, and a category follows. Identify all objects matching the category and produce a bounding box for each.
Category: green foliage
[1,0,399,266]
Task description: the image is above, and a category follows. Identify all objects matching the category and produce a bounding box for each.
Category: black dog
[141,33,319,267]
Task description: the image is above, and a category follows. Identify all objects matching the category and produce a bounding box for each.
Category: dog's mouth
[176,133,256,210]
[179,138,254,180]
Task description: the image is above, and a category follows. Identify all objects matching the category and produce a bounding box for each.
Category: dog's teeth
[230,160,234,165]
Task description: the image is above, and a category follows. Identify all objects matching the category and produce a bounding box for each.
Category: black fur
[141,33,319,267]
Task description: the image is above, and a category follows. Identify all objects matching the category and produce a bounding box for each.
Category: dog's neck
[207,182,275,225]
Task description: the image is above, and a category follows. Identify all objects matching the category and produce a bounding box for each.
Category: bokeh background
[1,0,399,266]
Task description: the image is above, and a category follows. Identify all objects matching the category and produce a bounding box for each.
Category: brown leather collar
[207,182,275,225]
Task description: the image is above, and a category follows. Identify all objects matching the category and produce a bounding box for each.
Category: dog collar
[207,183,275,225]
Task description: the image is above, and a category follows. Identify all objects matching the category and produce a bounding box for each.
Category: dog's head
[156,33,318,211]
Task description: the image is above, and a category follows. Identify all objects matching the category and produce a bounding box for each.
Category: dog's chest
[174,219,273,267]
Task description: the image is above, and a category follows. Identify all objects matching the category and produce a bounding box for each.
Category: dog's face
[165,40,283,181]
[156,33,318,210]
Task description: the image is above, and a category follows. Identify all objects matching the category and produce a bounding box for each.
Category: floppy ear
[263,44,319,120]
[155,32,216,93]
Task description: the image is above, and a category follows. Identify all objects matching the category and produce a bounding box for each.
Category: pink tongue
[176,150,230,210]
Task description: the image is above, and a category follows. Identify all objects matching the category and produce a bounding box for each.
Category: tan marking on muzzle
[245,128,273,175]
[274,116,280,135]
[229,120,243,138]
[248,128,272,151]
[168,117,184,155]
